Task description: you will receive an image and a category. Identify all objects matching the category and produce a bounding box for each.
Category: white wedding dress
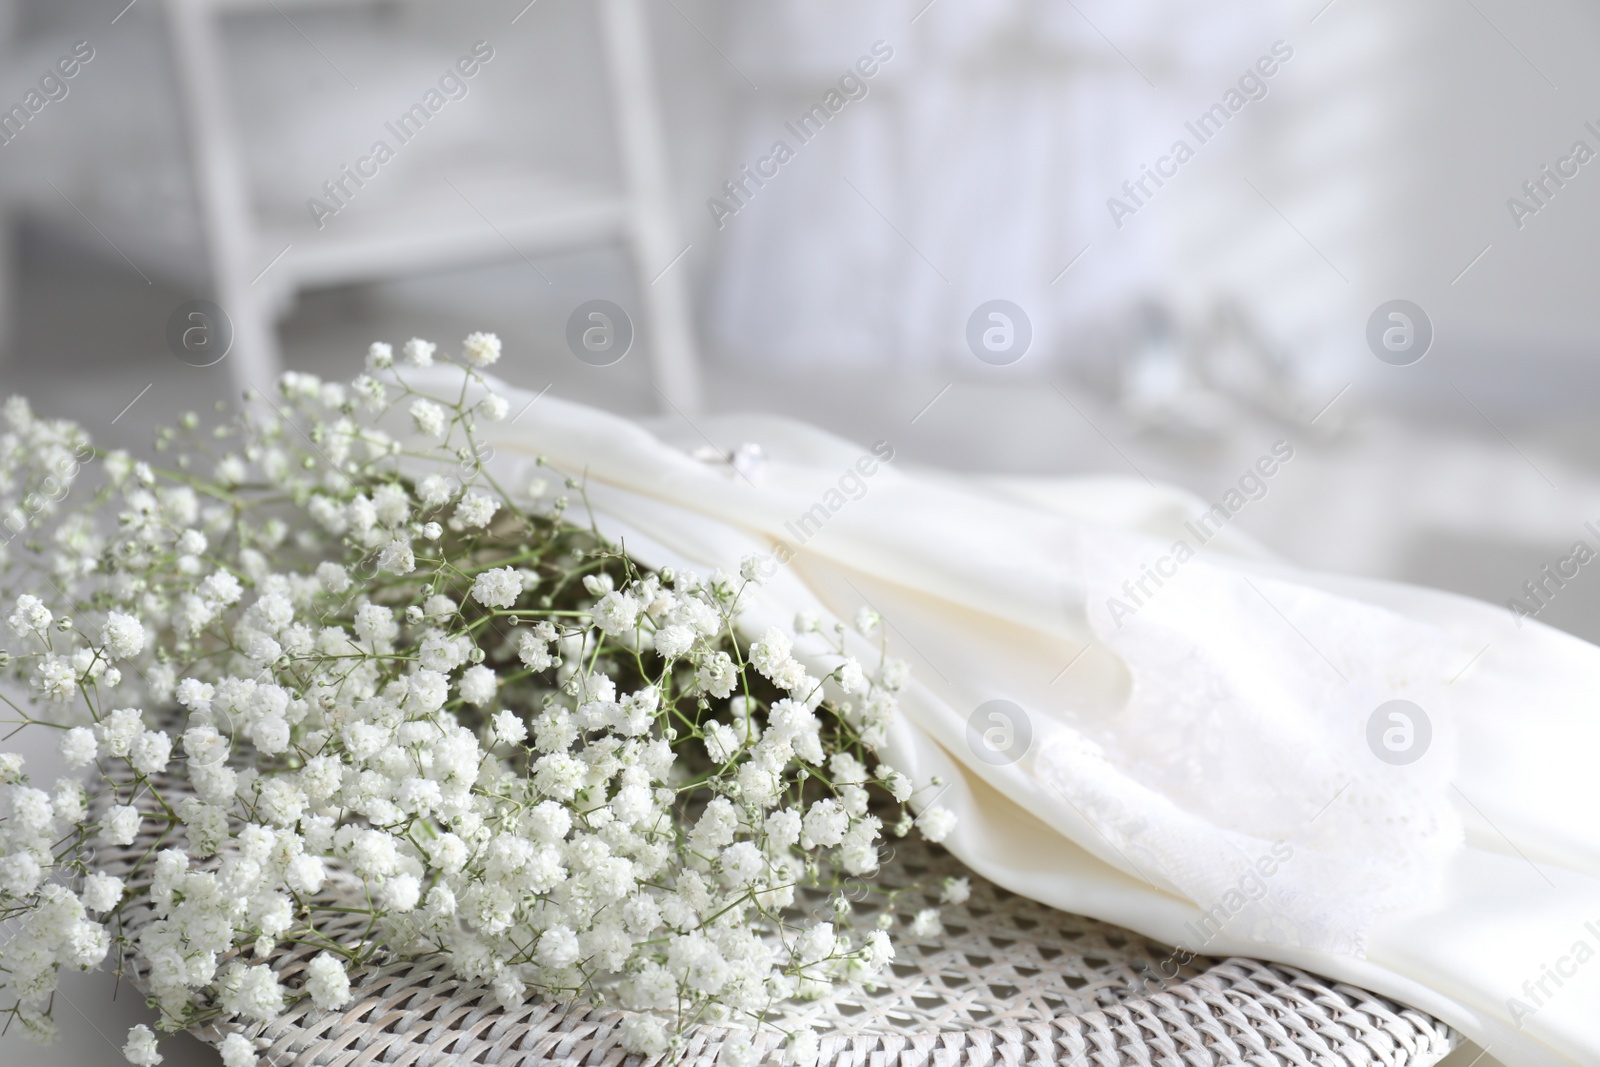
[403,369,1600,1067]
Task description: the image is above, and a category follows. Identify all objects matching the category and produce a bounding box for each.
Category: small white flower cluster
[0,339,954,1064]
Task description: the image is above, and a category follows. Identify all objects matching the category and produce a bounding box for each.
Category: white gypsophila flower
[537,925,581,969]
[881,659,910,692]
[219,1033,256,1067]
[829,753,867,786]
[478,394,509,421]
[769,660,808,693]
[280,370,320,401]
[377,539,416,575]
[60,726,98,768]
[382,874,421,913]
[676,596,720,637]
[696,651,737,699]
[703,721,739,765]
[461,331,502,367]
[316,561,351,593]
[372,483,410,526]
[354,604,398,648]
[367,341,394,370]
[533,753,585,801]
[128,731,173,775]
[533,708,576,754]
[418,630,467,672]
[123,1023,162,1066]
[835,659,866,694]
[215,455,248,486]
[286,854,326,895]
[6,593,51,636]
[305,952,353,1010]
[423,594,457,617]
[10,785,51,832]
[720,841,764,887]
[459,665,497,706]
[940,876,971,905]
[908,908,943,938]
[491,970,526,1011]
[222,962,287,1023]
[765,808,801,851]
[406,670,449,714]
[801,799,849,849]
[52,779,86,823]
[653,624,694,660]
[426,832,468,874]
[796,921,834,964]
[489,710,527,748]
[255,778,305,825]
[787,1027,820,1066]
[619,1014,668,1056]
[409,399,446,439]
[175,678,215,715]
[200,570,243,606]
[66,919,110,968]
[749,628,793,677]
[862,930,894,969]
[81,872,125,914]
[917,805,956,844]
[403,337,436,366]
[0,853,42,897]
[879,767,913,803]
[102,612,146,659]
[738,554,771,586]
[318,385,347,415]
[346,495,377,536]
[99,714,146,761]
[100,804,141,847]
[417,474,454,508]
[353,374,387,410]
[319,381,347,411]
[517,628,556,671]
[241,632,282,668]
[454,492,498,529]
[471,567,522,609]
[592,591,640,636]
[721,1033,757,1067]
[839,815,879,873]
[348,829,398,879]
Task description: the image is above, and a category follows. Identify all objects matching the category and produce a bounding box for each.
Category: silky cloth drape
[394,369,1600,1067]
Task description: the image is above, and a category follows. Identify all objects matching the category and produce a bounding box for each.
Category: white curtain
[707,0,1292,372]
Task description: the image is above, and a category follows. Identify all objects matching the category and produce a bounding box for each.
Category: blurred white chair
[161,0,701,408]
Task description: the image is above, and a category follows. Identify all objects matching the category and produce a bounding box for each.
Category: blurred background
[3,0,1598,1061]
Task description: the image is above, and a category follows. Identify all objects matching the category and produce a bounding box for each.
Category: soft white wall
[8,0,1600,423]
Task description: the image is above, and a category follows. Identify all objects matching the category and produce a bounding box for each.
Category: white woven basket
[96,779,1458,1067]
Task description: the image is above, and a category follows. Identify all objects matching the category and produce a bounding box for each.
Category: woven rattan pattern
[96,781,1459,1067]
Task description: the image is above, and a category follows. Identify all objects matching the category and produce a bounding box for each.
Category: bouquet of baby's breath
[0,336,957,1067]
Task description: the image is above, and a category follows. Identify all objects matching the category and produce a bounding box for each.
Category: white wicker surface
[96,783,1459,1067]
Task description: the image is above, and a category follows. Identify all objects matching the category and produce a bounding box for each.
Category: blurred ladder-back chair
[164,0,703,409]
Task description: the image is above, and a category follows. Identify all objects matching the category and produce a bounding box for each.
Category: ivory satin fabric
[395,370,1600,1067]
